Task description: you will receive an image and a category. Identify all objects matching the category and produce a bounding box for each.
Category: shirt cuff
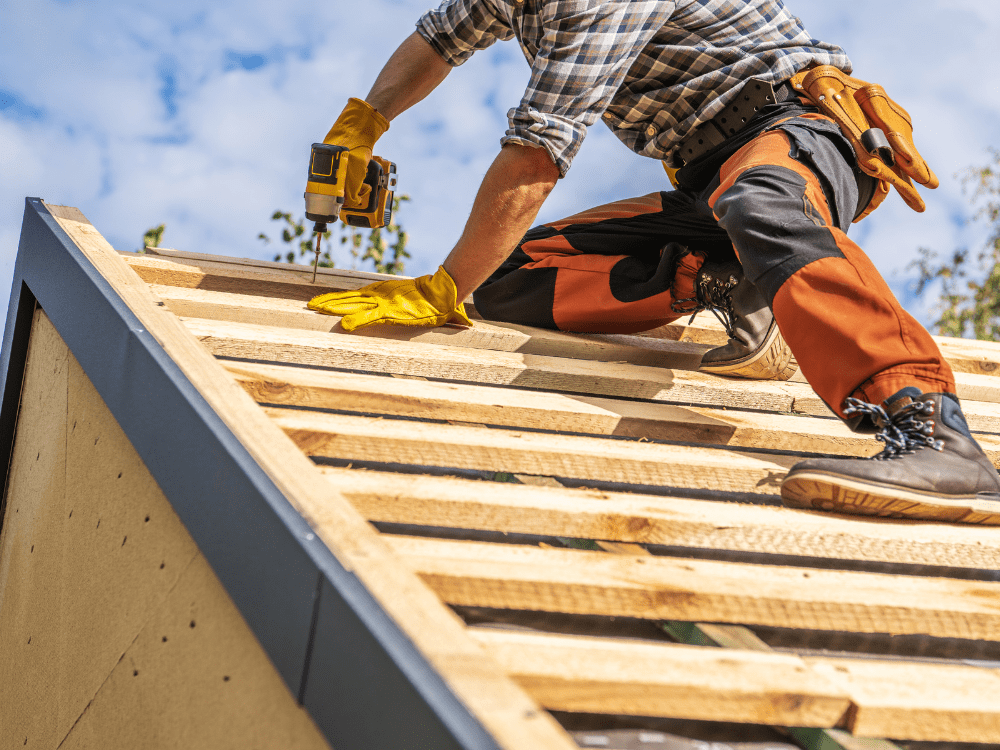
[502,106,585,177]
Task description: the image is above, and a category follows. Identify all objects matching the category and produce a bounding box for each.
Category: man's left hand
[308,265,473,331]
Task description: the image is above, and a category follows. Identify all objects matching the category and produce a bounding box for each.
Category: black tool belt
[674,78,799,166]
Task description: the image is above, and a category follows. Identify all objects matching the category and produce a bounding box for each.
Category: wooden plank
[229,361,1000,461]
[468,629,852,727]
[185,317,1000,418]
[642,317,1000,379]
[140,245,397,284]
[464,321,710,369]
[227,361,876,456]
[49,206,580,750]
[153,285,711,369]
[319,467,1000,569]
[388,535,1000,640]
[595,540,900,750]
[138,249,715,356]
[266,406,795,495]
[185,316,801,412]
[471,629,1000,743]
[657,624,903,750]
[791,372,1000,417]
[151,284,531,352]
[807,657,1000,742]
[935,336,1000,376]
[790,392,1000,436]
[123,253,372,302]
[638,316,730,346]
[226,361,624,434]
[125,251,486,320]
[946,398,1000,434]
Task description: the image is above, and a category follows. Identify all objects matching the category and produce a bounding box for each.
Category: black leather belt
[674,78,799,166]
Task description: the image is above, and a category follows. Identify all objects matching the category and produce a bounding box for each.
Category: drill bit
[310,221,327,284]
[311,231,322,284]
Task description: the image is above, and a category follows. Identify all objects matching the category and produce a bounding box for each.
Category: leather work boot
[680,261,797,381]
[781,387,1000,523]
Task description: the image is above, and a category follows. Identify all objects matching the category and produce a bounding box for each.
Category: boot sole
[781,470,1000,525]
[698,321,798,382]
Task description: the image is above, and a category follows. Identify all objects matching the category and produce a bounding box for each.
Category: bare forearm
[443,144,560,301]
[365,32,451,121]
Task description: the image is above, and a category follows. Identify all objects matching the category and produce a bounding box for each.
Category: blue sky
[3,0,1000,330]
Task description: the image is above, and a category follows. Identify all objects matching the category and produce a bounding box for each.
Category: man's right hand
[322,98,390,208]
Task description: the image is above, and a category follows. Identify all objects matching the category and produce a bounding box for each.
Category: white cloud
[3,0,1000,334]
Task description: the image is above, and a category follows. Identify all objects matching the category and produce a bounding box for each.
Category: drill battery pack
[342,156,397,229]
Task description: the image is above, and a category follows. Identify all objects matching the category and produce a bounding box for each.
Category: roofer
[307,0,1000,523]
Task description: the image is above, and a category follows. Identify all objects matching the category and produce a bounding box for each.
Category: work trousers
[474,114,955,421]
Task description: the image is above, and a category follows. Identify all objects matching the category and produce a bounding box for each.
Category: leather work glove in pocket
[322,98,390,210]
[790,66,937,217]
[308,265,474,331]
[855,84,938,189]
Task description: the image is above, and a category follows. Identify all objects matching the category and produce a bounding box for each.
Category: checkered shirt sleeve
[416,0,514,66]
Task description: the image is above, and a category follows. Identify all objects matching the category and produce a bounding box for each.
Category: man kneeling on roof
[307,0,1000,524]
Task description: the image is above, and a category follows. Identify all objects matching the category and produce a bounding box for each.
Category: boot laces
[843,397,945,459]
[671,273,738,339]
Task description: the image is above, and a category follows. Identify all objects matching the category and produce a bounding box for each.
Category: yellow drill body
[304,143,397,281]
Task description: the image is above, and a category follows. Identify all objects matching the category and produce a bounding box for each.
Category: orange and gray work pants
[473,113,956,423]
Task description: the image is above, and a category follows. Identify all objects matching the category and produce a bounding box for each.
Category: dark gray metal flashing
[0,198,503,750]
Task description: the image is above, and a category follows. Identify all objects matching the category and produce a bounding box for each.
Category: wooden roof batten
[4,198,1000,748]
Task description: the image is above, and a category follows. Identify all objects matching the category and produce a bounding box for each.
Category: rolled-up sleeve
[416,0,514,67]
[502,0,675,176]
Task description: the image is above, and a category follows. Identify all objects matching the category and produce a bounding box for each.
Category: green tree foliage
[258,195,412,276]
[258,211,330,266]
[913,149,1000,340]
[141,223,166,253]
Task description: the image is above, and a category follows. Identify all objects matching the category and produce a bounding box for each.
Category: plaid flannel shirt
[416,0,851,175]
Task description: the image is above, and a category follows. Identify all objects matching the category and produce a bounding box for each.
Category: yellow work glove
[308,265,474,331]
[323,98,390,209]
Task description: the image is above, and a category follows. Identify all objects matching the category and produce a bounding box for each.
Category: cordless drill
[304,143,397,282]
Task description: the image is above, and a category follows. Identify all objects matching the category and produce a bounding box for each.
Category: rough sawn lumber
[470,628,852,727]
[319,466,1000,569]
[185,315,1000,422]
[234,360,1000,462]
[472,629,1000,742]
[185,316,801,411]
[152,285,711,369]
[267,406,794,495]
[227,360,882,457]
[388,535,1000,640]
